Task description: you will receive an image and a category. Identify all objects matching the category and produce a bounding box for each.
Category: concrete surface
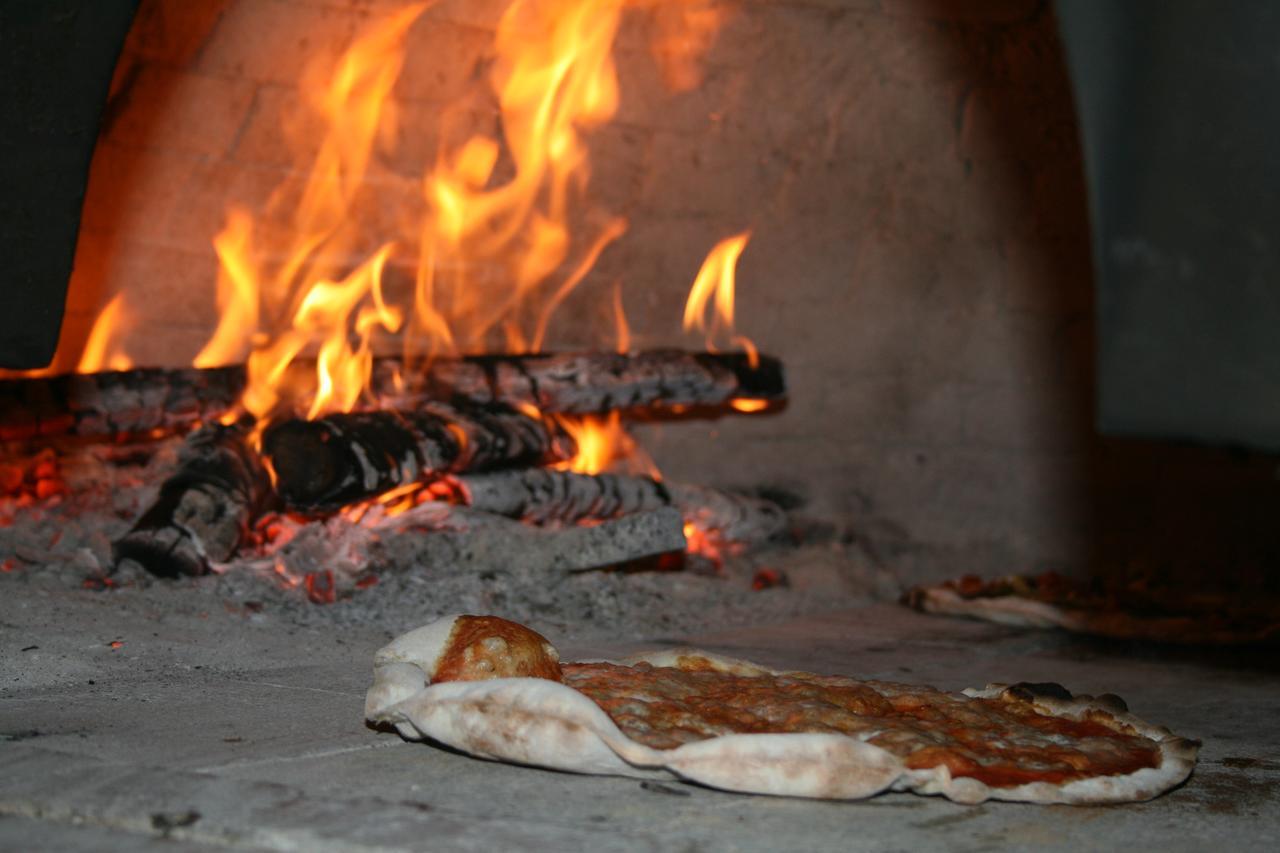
[3,588,1278,852]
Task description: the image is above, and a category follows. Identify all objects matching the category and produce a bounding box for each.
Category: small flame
[376,482,427,517]
[77,294,134,373]
[611,280,630,354]
[683,231,757,367]
[554,412,657,477]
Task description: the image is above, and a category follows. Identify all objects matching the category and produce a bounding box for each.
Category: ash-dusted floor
[2,590,1278,852]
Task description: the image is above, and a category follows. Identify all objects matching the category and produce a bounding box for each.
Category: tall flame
[192,0,639,422]
[683,231,757,366]
[195,4,427,423]
[413,0,628,359]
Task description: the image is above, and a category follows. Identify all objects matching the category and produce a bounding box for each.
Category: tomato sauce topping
[562,661,1160,788]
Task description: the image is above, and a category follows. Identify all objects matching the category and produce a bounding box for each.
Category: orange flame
[412,0,629,359]
[194,0,646,423]
[554,412,657,477]
[13,0,745,492]
[611,280,630,354]
[683,231,757,367]
[77,294,134,373]
[197,4,426,423]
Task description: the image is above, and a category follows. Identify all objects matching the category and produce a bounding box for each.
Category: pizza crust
[366,615,1199,804]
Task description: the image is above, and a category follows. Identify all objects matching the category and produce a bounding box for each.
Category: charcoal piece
[263,404,575,512]
[111,418,272,577]
[456,469,787,548]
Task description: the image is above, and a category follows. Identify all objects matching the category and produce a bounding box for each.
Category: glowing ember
[375,482,428,517]
[304,570,337,605]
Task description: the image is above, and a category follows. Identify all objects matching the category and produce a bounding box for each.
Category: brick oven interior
[2,1,1279,849]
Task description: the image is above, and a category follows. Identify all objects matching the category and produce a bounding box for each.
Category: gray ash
[1,437,889,644]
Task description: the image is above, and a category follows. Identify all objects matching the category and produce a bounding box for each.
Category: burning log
[383,349,785,414]
[263,404,575,512]
[0,350,783,440]
[111,418,272,577]
[452,468,788,549]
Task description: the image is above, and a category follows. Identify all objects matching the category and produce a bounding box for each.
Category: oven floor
[2,589,1277,852]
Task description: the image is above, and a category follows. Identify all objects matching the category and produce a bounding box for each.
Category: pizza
[903,572,1280,645]
[365,614,1199,804]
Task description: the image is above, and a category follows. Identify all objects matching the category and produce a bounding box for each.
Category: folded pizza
[365,614,1198,804]
[903,572,1280,645]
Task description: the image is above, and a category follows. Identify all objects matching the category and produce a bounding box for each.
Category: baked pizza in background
[366,614,1199,804]
[903,572,1280,645]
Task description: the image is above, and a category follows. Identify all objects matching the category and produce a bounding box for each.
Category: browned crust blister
[366,615,1201,805]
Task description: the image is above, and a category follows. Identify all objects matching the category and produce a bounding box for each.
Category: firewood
[263,404,575,512]
[0,350,783,440]
[383,349,785,414]
[453,468,787,549]
[0,366,242,441]
[111,418,272,577]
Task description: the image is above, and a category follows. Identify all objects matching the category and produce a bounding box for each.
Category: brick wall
[59,0,1104,582]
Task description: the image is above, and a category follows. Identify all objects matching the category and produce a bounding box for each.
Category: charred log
[387,349,785,414]
[264,404,575,512]
[111,418,272,577]
[0,350,783,440]
[0,366,242,441]
[453,468,787,549]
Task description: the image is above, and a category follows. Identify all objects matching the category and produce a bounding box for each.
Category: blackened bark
[111,418,272,577]
[455,468,787,548]
[263,404,575,512]
[390,349,785,414]
[0,366,242,441]
[0,350,783,439]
